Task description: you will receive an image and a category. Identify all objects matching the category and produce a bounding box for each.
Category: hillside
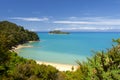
[0,21,58,80]
[0,21,39,50]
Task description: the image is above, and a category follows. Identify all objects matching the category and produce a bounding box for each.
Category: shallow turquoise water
[18,32,120,65]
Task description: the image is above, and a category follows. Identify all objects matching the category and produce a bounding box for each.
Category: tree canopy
[0,21,39,50]
[0,21,58,80]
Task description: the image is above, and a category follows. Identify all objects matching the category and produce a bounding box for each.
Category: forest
[0,21,120,80]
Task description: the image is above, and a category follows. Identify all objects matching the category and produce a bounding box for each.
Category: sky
[1,0,120,32]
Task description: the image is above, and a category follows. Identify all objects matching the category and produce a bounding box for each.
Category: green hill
[0,21,58,80]
[0,21,39,50]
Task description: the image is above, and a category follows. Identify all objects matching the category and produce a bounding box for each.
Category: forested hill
[0,21,59,80]
[0,21,39,49]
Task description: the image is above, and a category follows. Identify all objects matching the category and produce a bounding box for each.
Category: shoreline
[11,41,79,71]
[36,61,78,71]
[12,44,32,53]
[11,41,36,53]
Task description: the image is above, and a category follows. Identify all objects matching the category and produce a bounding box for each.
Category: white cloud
[10,17,49,21]
[30,29,35,31]
[68,16,105,21]
[53,21,90,24]
[52,17,120,31]
[69,17,77,20]
[53,17,120,26]
[53,20,120,25]
[53,27,113,31]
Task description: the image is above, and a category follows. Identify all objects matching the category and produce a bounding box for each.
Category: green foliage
[0,51,58,80]
[0,21,59,80]
[0,21,39,50]
[112,38,120,44]
[8,61,58,80]
[62,44,120,80]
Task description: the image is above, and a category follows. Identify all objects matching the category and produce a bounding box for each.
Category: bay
[18,32,120,65]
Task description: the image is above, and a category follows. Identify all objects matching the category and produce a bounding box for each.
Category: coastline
[12,41,79,71]
[36,61,78,71]
[11,41,35,53]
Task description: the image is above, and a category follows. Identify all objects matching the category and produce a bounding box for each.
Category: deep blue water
[18,32,120,65]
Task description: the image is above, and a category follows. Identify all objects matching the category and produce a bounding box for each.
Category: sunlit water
[18,32,120,65]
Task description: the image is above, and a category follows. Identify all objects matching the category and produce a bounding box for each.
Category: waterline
[18,32,119,65]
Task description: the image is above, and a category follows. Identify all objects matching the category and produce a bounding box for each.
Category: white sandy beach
[11,41,35,52]
[36,61,78,71]
[14,45,32,50]
[11,44,33,53]
[12,42,79,71]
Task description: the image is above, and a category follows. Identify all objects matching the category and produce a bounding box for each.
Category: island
[49,30,70,34]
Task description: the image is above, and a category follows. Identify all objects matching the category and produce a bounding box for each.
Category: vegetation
[0,21,39,50]
[0,51,58,80]
[49,30,70,34]
[0,21,120,80]
[0,21,58,80]
[60,40,120,80]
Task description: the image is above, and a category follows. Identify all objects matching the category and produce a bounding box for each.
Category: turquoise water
[18,32,120,65]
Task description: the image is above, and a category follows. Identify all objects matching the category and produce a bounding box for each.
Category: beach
[11,41,35,53]
[36,61,78,71]
[12,44,32,53]
[17,32,118,71]
[13,44,78,71]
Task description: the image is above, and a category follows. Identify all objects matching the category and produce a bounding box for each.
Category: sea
[18,32,120,65]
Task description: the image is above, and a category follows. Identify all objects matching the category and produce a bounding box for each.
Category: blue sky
[1,0,120,32]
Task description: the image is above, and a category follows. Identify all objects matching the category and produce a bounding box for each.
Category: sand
[36,61,78,71]
[11,41,79,71]
[12,41,36,50]
[15,45,32,50]
[11,44,32,53]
